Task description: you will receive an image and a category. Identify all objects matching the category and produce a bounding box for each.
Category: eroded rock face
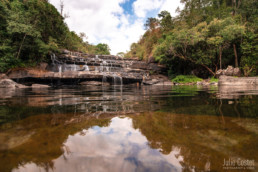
[7,53,168,85]
[39,63,48,71]
[0,74,8,79]
[216,66,241,78]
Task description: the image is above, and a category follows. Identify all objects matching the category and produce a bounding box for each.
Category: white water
[84,64,89,71]
[112,75,123,85]
[58,65,62,76]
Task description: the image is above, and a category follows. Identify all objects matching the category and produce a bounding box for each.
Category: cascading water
[102,75,107,85]
[112,75,123,85]
[84,62,89,71]
[72,63,77,71]
[48,52,143,86]
[58,65,62,76]
[51,54,56,64]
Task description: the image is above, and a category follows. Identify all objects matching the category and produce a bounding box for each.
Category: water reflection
[0,85,257,172]
[1,113,257,172]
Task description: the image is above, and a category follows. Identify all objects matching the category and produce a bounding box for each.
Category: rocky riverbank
[4,51,169,86]
[219,75,258,86]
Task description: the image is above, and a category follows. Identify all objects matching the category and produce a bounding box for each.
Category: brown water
[0,85,257,172]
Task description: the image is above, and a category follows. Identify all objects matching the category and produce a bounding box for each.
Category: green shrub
[172,75,203,83]
[209,77,218,83]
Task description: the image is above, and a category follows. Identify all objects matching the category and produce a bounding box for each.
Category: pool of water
[0,85,257,172]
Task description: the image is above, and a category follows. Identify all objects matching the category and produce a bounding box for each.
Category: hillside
[125,0,258,78]
[0,0,110,72]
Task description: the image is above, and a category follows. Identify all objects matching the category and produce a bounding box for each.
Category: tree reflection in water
[0,85,257,172]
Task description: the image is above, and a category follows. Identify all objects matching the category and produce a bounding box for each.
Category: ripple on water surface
[0,85,257,172]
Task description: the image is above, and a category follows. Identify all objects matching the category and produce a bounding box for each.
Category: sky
[49,0,183,55]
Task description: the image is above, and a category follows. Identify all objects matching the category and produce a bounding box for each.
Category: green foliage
[172,75,203,83]
[127,0,256,78]
[95,43,111,55]
[158,10,173,32]
[116,52,125,58]
[240,32,258,76]
[210,77,218,83]
[0,0,111,72]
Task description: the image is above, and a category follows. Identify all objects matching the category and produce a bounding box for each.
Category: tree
[240,32,258,76]
[116,52,125,58]
[95,43,111,55]
[144,17,159,30]
[158,11,173,32]
[7,0,40,59]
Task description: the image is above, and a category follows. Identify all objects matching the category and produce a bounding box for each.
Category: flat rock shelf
[7,53,168,86]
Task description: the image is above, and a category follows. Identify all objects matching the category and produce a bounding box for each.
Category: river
[0,85,257,172]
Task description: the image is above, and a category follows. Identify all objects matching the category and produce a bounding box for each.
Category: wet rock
[143,79,159,85]
[216,66,241,78]
[224,66,234,76]
[80,81,109,86]
[0,74,8,79]
[0,79,29,89]
[7,53,169,85]
[61,49,70,54]
[196,81,210,86]
[233,68,241,77]
[154,81,174,86]
[7,70,30,79]
[219,75,258,86]
[210,82,218,86]
[31,84,50,88]
[0,79,16,88]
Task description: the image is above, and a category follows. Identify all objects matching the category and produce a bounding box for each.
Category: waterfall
[51,54,56,64]
[72,63,77,71]
[95,67,99,72]
[112,75,123,85]
[58,65,62,75]
[84,62,89,71]
[102,75,107,85]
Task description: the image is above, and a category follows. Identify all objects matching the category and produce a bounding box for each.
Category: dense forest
[0,0,110,72]
[126,0,257,77]
[0,0,257,77]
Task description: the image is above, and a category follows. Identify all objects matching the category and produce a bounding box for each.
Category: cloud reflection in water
[13,117,183,172]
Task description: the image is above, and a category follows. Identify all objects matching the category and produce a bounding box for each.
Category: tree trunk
[186,57,215,76]
[219,46,222,69]
[233,44,238,67]
[200,64,216,76]
[17,33,27,59]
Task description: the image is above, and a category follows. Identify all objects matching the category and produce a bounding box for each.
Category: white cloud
[133,0,163,18]
[159,0,184,17]
[49,0,182,55]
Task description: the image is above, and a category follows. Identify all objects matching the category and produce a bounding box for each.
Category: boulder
[216,66,241,78]
[61,49,70,54]
[0,79,29,89]
[0,79,16,88]
[0,74,8,79]
[31,84,50,88]
[219,75,258,86]
[224,66,234,76]
[233,67,241,77]
[154,81,174,86]
[143,79,159,85]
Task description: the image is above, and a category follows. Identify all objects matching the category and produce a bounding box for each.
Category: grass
[172,75,203,83]
[209,77,218,83]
